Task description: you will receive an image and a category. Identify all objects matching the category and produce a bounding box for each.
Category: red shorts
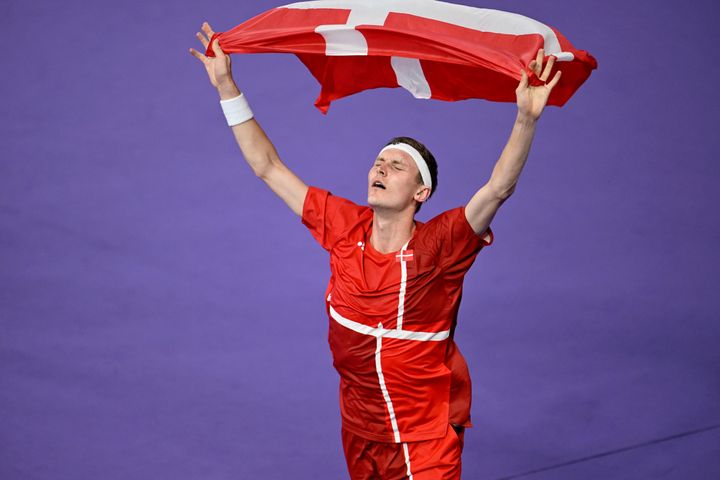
[341,425,465,479]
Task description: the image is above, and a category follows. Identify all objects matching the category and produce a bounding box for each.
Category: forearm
[216,80,308,216]
[488,112,538,198]
[191,25,308,215]
[217,81,283,179]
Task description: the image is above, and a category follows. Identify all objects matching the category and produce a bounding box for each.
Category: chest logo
[395,250,414,263]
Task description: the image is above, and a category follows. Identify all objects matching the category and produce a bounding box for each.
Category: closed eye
[374,157,405,170]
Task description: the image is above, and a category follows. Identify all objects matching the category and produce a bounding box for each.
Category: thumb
[517,69,528,91]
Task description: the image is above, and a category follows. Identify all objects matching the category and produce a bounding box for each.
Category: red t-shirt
[302,186,493,443]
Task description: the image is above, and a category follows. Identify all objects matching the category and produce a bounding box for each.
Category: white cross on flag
[205,0,597,113]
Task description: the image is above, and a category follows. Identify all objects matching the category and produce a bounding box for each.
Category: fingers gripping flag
[205,0,597,113]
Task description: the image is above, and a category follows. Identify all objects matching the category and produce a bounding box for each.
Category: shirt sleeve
[301,186,367,251]
[431,206,493,275]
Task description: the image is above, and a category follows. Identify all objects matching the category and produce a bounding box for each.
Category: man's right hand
[189,22,240,99]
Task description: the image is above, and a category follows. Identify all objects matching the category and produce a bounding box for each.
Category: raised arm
[465,49,562,235]
[189,22,308,216]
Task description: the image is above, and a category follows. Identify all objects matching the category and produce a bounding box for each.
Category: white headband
[378,143,433,190]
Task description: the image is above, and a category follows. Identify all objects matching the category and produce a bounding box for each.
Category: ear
[414,186,431,204]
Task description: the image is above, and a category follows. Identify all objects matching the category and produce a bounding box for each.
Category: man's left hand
[516,48,562,121]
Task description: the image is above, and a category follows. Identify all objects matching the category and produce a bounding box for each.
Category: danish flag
[206,0,597,113]
[395,250,414,262]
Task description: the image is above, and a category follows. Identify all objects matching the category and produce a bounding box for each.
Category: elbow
[499,184,516,200]
[253,153,278,180]
[489,179,517,200]
[255,166,270,180]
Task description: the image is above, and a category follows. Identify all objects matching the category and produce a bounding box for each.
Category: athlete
[190,21,561,480]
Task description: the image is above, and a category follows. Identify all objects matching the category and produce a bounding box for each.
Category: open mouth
[372,181,386,190]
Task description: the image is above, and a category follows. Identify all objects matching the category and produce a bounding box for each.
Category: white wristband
[220,93,254,126]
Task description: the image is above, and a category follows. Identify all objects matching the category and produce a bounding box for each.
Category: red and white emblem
[395,249,414,263]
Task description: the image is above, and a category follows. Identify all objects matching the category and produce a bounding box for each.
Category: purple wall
[2,1,719,478]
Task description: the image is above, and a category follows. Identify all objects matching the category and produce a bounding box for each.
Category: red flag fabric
[205,0,597,113]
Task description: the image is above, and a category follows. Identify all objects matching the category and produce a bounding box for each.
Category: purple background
[2,0,719,478]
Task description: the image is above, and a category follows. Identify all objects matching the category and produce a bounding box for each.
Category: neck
[370,207,416,254]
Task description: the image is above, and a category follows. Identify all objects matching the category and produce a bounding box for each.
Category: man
[190,20,561,480]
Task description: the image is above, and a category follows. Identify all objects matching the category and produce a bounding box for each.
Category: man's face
[367,148,428,212]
